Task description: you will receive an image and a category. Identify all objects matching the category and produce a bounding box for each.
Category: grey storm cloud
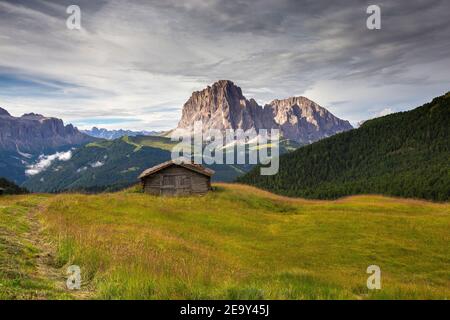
[0,0,449,129]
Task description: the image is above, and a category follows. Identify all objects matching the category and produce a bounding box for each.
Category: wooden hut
[138,160,214,196]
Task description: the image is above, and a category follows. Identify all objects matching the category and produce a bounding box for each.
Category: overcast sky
[0,0,449,130]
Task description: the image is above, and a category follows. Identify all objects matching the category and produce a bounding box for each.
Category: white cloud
[90,161,104,168]
[25,150,73,176]
[77,166,88,173]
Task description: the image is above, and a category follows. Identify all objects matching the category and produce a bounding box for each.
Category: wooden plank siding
[141,165,211,196]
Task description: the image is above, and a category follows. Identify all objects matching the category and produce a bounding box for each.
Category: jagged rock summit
[0,107,11,116]
[178,80,264,132]
[177,80,353,144]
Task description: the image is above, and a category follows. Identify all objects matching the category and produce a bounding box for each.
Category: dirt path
[26,204,94,300]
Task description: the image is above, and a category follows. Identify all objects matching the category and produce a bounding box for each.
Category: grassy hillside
[1,184,449,299]
[238,92,450,201]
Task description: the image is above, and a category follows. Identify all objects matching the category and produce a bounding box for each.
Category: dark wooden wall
[142,165,211,196]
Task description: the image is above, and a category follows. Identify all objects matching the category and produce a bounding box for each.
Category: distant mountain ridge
[9,81,352,191]
[82,127,160,140]
[178,80,352,144]
[0,107,95,184]
[0,108,93,153]
[238,92,450,201]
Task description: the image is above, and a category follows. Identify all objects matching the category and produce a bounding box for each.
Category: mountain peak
[195,80,244,99]
[177,81,352,143]
[178,80,259,131]
[0,111,94,154]
[270,96,312,104]
[82,127,159,140]
[21,113,46,119]
[212,79,236,87]
[0,107,11,116]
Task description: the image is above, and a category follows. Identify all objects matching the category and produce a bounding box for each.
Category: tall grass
[0,196,69,299]
[1,184,448,299]
[35,184,450,299]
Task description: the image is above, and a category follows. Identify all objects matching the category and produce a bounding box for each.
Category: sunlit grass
[33,184,450,299]
[1,184,448,299]
[0,196,69,299]
[127,136,177,151]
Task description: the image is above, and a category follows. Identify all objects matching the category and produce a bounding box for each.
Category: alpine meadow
[1,184,449,299]
[0,0,449,306]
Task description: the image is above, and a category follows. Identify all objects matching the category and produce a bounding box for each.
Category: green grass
[0,196,70,299]
[85,140,115,148]
[1,184,449,299]
[127,136,177,151]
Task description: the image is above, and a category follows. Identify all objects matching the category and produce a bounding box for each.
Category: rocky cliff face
[178,80,270,132]
[264,97,353,143]
[0,109,94,153]
[177,80,353,144]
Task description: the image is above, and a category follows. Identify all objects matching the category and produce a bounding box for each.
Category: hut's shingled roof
[138,159,215,179]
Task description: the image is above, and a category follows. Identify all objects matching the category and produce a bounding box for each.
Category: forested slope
[238,92,450,201]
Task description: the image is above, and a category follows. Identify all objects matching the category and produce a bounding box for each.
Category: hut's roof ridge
[138,159,215,179]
